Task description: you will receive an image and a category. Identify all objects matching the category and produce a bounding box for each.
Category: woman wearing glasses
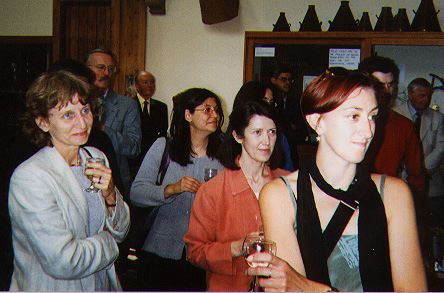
[8,71,130,291]
[184,101,288,291]
[247,69,426,291]
[131,88,224,291]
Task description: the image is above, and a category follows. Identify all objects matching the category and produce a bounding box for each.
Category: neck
[315,147,356,191]
[239,154,268,182]
[54,144,81,166]
[190,129,209,157]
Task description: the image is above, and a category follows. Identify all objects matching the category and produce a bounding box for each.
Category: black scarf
[296,156,393,291]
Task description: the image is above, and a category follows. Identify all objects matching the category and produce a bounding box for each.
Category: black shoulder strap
[155,138,171,186]
[82,147,93,158]
[322,202,358,256]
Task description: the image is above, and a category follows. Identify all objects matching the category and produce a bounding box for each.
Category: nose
[262,132,271,146]
[360,117,374,140]
[77,114,87,129]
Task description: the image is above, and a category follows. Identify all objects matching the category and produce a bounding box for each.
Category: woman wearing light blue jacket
[8,71,130,291]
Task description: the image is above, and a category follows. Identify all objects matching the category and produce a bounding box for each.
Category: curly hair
[22,70,93,147]
[169,88,224,166]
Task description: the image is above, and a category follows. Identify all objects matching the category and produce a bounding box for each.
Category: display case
[244,31,444,111]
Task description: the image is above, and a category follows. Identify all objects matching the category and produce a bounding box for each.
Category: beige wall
[0,0,52,36]
[2,0,443,113]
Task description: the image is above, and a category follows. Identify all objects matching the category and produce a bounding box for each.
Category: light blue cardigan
[8,146,130,291]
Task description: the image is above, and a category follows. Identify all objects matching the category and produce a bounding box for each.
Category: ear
[305,113,323,134]
[232,130,242,144]
[185,109,192,122]
[35,117,50,132]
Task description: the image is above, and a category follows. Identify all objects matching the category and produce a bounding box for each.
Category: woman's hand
[246,253,331,292]
[164,176,201,198]
[85,161,116,207]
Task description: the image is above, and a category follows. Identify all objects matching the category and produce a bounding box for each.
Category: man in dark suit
[269,63,307,168]
[129,70,168,177]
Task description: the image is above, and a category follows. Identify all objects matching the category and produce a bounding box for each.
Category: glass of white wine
[204,168,218,182]
[84,157,105,193]
[242,234,276,291]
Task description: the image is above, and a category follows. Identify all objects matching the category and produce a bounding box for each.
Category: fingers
[180,176,201,193]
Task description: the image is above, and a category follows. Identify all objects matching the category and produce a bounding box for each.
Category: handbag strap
[322,201,358,257]
[155,138,171,186]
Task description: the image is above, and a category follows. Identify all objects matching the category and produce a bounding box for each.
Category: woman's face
[235,114,277,164]
[316,87,378,164]
[36,94,93,153]
[186,97,220,135]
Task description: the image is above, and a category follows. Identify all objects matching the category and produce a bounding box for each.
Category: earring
[316,135,320,142]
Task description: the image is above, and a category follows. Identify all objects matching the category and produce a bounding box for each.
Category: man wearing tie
[129,70,168,177]
[86,48,141,196]
[395,78,444,198]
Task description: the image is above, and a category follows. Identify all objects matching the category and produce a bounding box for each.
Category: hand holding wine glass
[243,234,276,291]
[84,158,106,193]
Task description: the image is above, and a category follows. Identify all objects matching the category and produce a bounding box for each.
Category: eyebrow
[342,105,378,112]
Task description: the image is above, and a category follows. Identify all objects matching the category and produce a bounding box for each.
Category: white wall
[146,0,444,116]
[0,0,52,36]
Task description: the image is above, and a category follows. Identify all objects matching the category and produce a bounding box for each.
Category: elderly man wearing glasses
[85,48,141,197]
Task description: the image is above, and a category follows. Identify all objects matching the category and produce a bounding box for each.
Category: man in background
[395,77,443,199]
[85,48,141,196]
[359,56,426,212]
[129,70,168,177]
[269,63,307,168]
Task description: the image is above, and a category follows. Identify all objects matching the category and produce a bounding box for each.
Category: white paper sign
[328,48,360,69]
[255,47,275,57]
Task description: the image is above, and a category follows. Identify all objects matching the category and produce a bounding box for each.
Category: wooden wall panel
[53,0,146,94]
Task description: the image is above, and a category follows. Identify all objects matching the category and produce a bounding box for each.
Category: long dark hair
[219,101,282,170]
[169,88,224,166]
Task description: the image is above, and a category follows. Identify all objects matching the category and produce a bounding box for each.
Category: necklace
[70,156,81,167]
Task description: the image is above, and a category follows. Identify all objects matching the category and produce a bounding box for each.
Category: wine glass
[84,157,105,193]
[204,168,218,182]
[242,234,276,291]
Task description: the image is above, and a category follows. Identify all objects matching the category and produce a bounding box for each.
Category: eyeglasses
[195,105,219,115]
[89,64,117,73]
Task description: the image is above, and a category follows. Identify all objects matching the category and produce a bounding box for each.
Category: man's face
[271,72,292,94]
[135,72,156,99]
[87,52,115,93]
[371,71,396,107]
[409,86,432,112]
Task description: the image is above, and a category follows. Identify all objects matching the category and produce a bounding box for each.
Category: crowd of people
[2,48,443,291]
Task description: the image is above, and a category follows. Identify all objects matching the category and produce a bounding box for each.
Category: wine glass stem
[252,276,259,292]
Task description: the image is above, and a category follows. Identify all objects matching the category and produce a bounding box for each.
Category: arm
[104,97,141,158]
[246,178,330,291]
[130,137,172,207]
[424,112,444,172]
[184,183,236,275]
[9,167,118,280]
[104,188,130,243]
[383,176,427,291]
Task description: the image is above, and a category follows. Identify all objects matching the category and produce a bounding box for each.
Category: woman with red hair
[247,68,426,291]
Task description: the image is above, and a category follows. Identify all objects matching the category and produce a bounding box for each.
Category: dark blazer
[129,97,168,177]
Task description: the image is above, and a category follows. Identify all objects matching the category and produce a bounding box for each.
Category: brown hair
[22,70,93,147]
[301,68,382,120]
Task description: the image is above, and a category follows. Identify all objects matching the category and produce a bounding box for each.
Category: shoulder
[261,170,299,202]
[390,109,414,127]
[371,173,413,218]
[393,103,409,117]
[152,98,167,107]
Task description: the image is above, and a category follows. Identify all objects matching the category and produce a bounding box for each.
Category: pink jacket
[184,167,288,291]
